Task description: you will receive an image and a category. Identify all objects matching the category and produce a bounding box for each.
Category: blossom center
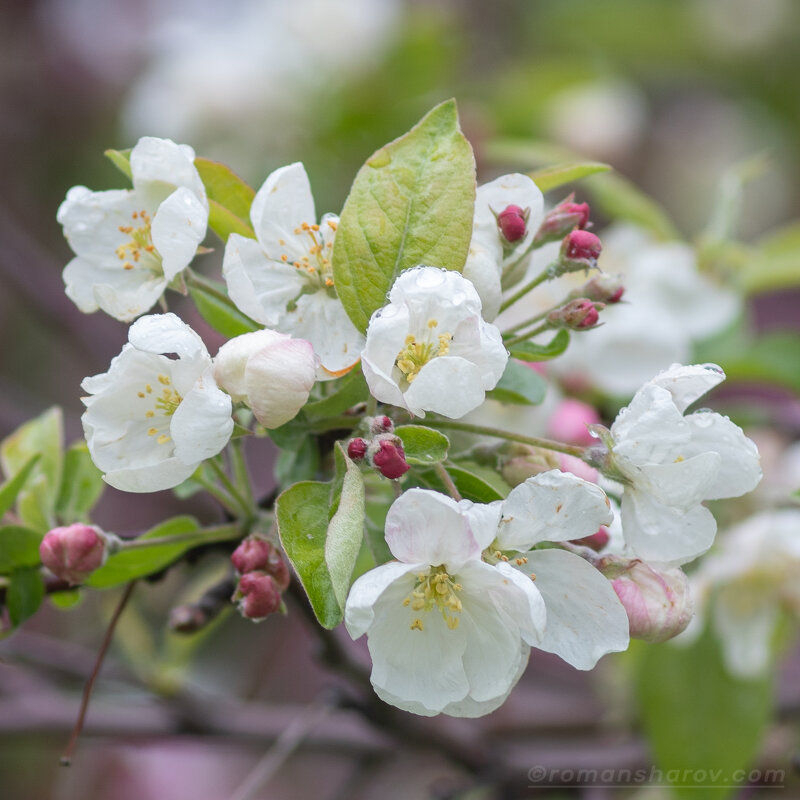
[136,374,182,446]
[403,565,463,631]
[395,319,452,385]
[116,210,160,271]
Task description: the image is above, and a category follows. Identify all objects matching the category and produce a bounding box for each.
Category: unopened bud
[497,205,529,243]
[611,562,693,643]
[168,604,208,633]
[500,446,560,487]
[557,453,599,483]
[534,195,591,245]
[369,415,394,435]
[547,398,601,446]
[39,524,107,585]
[347,437,369,461]
[548,298,603,330]
[557,229,602,274]
[370,436,410,480]
[571,526,610,552]
[231,536,273,575]
[265,545,291,592]
[235,572,282,620]
[574,273,624,304]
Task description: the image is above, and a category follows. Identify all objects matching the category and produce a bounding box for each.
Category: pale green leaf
[194,157,255,221]
[394,425,449,465]
[0,454,40,520]
[529,161,611,193]
[6,567,45,626]
[0,525,42,573]
[302,369,369,420]
[104,148,132,180]
[488,359,547,405]
[56,442,104,523]
[508,329,570,362]
[188,278,260,338]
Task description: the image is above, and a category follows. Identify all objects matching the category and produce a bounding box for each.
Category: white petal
[103,457,197,493]
[151,187,208,280]
[620,489,717,565]
[389,266,483,319]
[128,313,210,362]
[713,589,777,678]
[130,136,206,210]
[361,303,413,410]
[491,560,548,644]
[385,489,481,571]
[214,329,288,402]
[249,162,316,253]
[523,549,629,669]
[648,363,726,413]
[497,470,612,551]
[459,499,503,551]
[462,243,502,321]
[404,357,486,419]
[448,314,509,389]
[345,561,421,640]
[222,233,306,326]
[682,412,762,499]
[636,452,721,508]
[170,368,233,463]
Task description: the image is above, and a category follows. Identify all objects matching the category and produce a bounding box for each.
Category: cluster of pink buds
[39,524,109,585]
[534,194,591,245]
[347,415,410,480]
[547,298,604,330]
[231,535,290,621]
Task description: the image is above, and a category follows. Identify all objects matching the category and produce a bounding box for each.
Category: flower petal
[128,313,210,361]
[523,549,629,669]
[462,242,502,321]
[151,187,208,280]
[648,363,726,414]
[130,137,206,210]
[636,451,720,508]
[102,457,197,493]
[404,356,486,419]
[713,588,777,678]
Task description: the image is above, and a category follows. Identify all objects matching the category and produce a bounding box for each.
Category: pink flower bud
[576,273,624,304]
[548,298,603,330]
[500,447,560,487]
[497,205,528,243]
[347,437,368,461]
[265,546,291,592]
[611,562,693,643]
[231,536,273,575]
[534,196,591,244]
[370,437,410,480]
[236,573,282,620]
[563,230,602,261]
[571,526,610,551]
[369,415,394,435]
[39,524,107,585]
[547,398,601,446]
[557,453,599,483]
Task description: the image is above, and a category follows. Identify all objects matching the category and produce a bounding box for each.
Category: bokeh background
[1,1,799,798]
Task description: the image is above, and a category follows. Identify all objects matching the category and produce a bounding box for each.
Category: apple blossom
[81,313,233,492]
[58,137,208,322]
[345,488,546,717]
[213,329,316,429]
[603,363,762,565]
[361,267,508,419]
[222,162,364,379]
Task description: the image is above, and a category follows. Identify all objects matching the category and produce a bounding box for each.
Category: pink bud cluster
[231,536,290,621]
[534,194,591,245]
[548,298,604,330]
[347,415,410,480]
[39,524,108,585]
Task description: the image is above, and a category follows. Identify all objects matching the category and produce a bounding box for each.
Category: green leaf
[586,172,680,241]
[302,369,369,420]
[276,481,342,628]
[508,329,570,362]
[529,161,611,193]
[1,407,64,532]
[56,442,104,523]
[418,461,509,503]
[194,157,255,222]
[487,359,547,405]
[0,525,42,573]
[188,278,260,338]
[333,99,477,332]
[6,567,45,626]
[739,223,800,294]
[207,199,256,241]
[394,425,449,465]
[636,629,772,799]
[86,516,204,589]
[104,148,132,180]
[325,444,365,610]
[49,589,83,609]
[0,454,40,520]
[275,435,319,487]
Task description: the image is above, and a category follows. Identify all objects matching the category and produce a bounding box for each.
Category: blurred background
[1,0,799,798]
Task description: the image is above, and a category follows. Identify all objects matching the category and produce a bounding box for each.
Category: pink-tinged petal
[637,451,720,508]
[458,499,503,551]
[151,187,208,280]
[524,549,629,669]
[498,470,612,551]
[681,412,762,499]
[620,489,717,565]
[130,137,206,210]
[648,363,726,413]
[385,489,481,571]
[214,330,289,402]
[244,338,316,428]
[404,357,485,419]
[249,162,316,253]
[128,313,210,361]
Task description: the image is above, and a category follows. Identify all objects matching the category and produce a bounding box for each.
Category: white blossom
[58,137,208,322]
[81,313,233,492]
[607,363,762,565]
[222,162,363,379]
[361,267,508,418]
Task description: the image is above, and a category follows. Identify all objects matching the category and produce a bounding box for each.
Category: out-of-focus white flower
[606,363,762,565]
[82,313,233,492]
[493,470,630,669]
[361,267,508,418]
[214,330,316,429]
[58,137,208,322]
[463,174,544,320]
[345,488,546,717]
[222,162,363,379]
[690,509,800,678]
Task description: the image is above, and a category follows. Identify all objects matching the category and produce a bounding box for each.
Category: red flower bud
[265,546,291,592]
[347,437,369,461]
[563,230,602,263]
[39,524,107,585]
[231,536,273,575]
[497,205,528,243]
[236,573,282,620]
[534,197,591,244]
[571,526,610,552]
[548,298,603,330]
[369,415,395,435]
[371,437,410,480]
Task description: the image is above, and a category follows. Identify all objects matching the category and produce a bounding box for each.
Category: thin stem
[497,263,552,314]
[230,438,254,509]
[208,457,252,518]
[434,463,462,502]
[116,524,243,551]
[504,322,551,348]
[60,581,137,766]
[191,472,241,516]
[431,419,586,459]
[501,306,553,335]
[366,394,377,416]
